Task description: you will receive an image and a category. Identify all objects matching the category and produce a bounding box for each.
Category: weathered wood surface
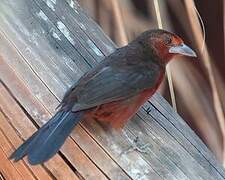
[0,0,224,179]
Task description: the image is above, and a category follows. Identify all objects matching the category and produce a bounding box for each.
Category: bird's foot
[122,136,150,155]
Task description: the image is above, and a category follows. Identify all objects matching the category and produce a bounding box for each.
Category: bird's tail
[10,110,83,165]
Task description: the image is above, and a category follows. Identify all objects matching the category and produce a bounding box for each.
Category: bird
[10,29,196,165]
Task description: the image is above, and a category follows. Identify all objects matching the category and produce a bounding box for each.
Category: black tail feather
[10,131,38,161]
[10,111,83,165]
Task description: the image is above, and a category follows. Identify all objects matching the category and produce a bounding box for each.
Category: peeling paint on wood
[52,30,61,41]
[37,10,48,21]
[57,21,75,45]
[87,39,104,57]
[46,0,56,11]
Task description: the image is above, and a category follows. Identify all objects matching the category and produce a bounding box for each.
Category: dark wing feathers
[61,62,161,112]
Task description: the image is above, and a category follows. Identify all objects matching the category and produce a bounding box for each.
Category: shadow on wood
[0,0,224,179]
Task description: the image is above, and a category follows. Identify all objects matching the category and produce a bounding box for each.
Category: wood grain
[0,0,224,179]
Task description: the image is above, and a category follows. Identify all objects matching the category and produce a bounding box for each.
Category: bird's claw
[121,136,150,155]
[146,107,152,114]
[124,143,150,154]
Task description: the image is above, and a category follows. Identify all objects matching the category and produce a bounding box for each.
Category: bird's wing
[61,63,161,112]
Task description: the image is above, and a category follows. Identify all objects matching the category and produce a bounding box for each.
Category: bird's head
[135,29,197,65]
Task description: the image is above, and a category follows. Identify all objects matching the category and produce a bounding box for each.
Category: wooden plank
[33,7,92,71]
[150,93,225,178]
[63,0,116,55]
[0,42,131,179]
[37,4,222,179]
[14,3,175,178]
[0,1,165,179]
[0,0,90,100]
[136,108,216,180]
[43,1,225,178]
[0,15,132,180]
[0,147,23,180]
[0,32,59,113]
[27,3,211,178]
[31,0,99,67]
[0,82,108,179]
[37,0,105,62]
[126,116,189,180]
[142,98,225,179]
[0,126,37,180]
[71,1,224,177]
[0,75,82,179]
[81,119,163,179]
[0,0,224,179]
[81,109,214,180]
[0,50,131,178]
[56,137,109,180]
[62,5,223,178]
[70,124,132,179]
[70,0,225,175]
[0,112,53,180]
[0,40,160,179]
[57,1,225,179]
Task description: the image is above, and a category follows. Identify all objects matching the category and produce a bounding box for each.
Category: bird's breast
[84,70,165,129]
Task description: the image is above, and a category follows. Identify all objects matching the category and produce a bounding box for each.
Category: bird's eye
[165,37,172,45]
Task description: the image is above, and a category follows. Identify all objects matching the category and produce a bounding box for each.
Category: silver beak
[169,43,197,57]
